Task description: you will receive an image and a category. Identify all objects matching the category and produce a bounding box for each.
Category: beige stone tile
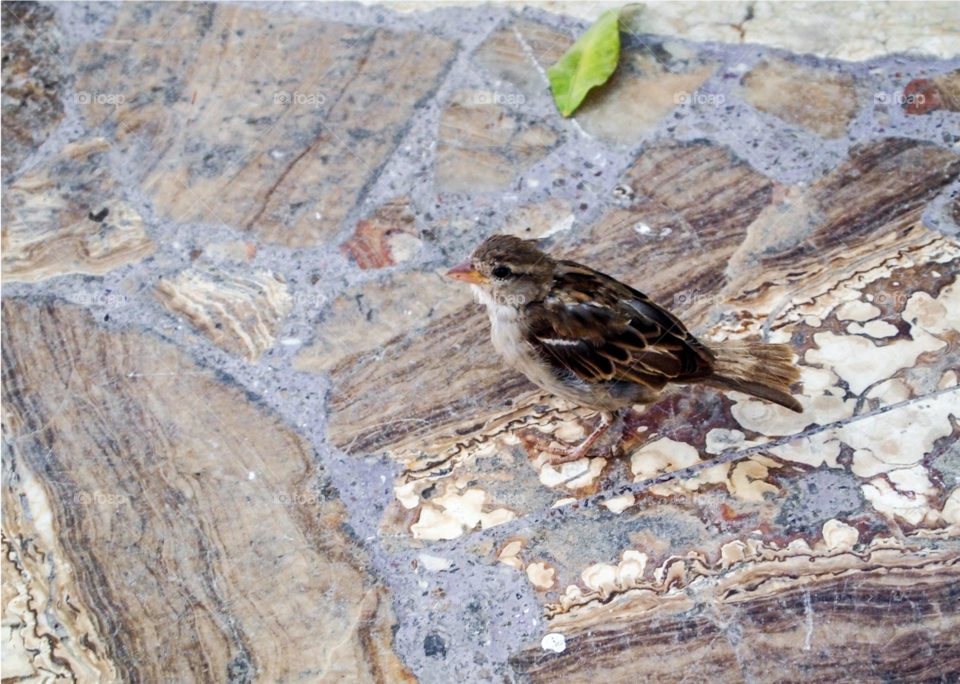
[1,138,155,283]
[436,90,559,193]
[740,57,860,139]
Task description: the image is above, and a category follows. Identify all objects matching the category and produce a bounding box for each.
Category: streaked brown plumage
[447,235,802,462]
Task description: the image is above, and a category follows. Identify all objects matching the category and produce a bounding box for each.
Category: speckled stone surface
[2,2,959,683]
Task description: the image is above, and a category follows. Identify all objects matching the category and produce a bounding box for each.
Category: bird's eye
[492,265,512,279]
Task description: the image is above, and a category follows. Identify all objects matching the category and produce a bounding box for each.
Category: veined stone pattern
[2,2,959,683]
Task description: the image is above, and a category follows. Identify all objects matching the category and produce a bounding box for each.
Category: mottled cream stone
[835,300,882,322]
[410,488,517,541]
[580,563,619,597]
[805,329,944,395]
[940,370,959,389]
[866,379,913,406]
[943,489,960,525]
[846,319,899,338]
[601,493,636,514]
[862,477,933,526]
[705,429,764,455]
[729,457,780,503]
[630,438,700,483]
[903,280,960,335]
[376,2,960,61]
[771,434,842,469]
[527,562,557,590]
[156,266,292,362]
[498,540,525,570]
[419,554,453,572]
[538,456,607,489]
[820,519,860,551]
[2,138,155,282]
[844,392,958,478]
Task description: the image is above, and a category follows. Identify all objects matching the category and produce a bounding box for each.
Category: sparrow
[446,234,802,464]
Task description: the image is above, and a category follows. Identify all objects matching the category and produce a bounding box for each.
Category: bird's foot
[534,411,617,466]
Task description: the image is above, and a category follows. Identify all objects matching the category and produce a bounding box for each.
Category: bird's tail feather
[704,341,803,413]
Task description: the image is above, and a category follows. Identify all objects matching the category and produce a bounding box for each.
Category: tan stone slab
[1,300,415,684]
[72,3,456,247]
[740,57,861,139]
[436,90,559,193]
[1,138,155,283]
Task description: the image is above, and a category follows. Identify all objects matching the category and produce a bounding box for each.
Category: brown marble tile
[1,2,66,179]
[1,300,414,683]
[155,264,293,362]
[740,57,861,138]
[511,532,960,684]
[72,3,457,247]
[1,138,156,283]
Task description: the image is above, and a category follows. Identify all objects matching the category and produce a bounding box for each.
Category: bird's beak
[446,259,488,284]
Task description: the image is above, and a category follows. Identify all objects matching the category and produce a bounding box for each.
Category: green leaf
[547,9,622,118]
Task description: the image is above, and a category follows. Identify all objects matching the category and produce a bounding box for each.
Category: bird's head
[446,235,554,310]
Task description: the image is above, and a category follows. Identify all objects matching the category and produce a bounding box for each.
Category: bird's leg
[541,410,616,465]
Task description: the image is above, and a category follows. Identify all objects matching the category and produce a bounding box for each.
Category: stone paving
[2,2,960,682]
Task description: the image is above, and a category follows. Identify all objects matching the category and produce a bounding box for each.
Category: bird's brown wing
[523,261,714,390]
